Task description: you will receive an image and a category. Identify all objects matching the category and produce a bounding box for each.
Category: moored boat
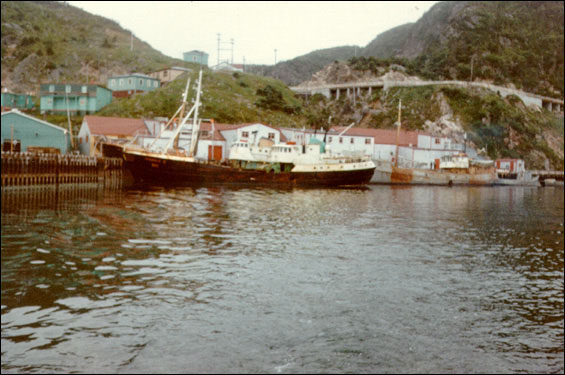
[372,154,497,186]
[121,70,375,188]
[494,159,541,186]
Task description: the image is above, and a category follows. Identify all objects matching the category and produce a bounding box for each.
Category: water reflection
[1,185,563,373]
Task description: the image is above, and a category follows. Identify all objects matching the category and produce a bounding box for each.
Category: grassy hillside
[97,68,308,128]
[1,1,184,92]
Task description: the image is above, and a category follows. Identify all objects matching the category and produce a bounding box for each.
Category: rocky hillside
[254,2,564,99]
[298,61,564,170]
[246,46,359,87]
[1,1,184,93]
[363,1,564,97]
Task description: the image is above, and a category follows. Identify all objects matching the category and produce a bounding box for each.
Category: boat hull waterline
[123,150,376,187]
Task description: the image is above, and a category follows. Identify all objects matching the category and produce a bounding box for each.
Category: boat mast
[174,77,191,149]
[395,99,401,168]
[189,68,203,157]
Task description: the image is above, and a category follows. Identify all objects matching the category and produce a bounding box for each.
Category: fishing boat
[371,100,497,186]
[121,70,375,187]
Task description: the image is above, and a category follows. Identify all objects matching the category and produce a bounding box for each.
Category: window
[242,131,249,138]
[268,132,275,139]
[119,79,124,86]
[365,138,371,145]
[81,86,87,93]
[193,56,197,61]
[147,80,151,87]
[154,81,158,88]
[85,135,89,143]
[328,137,333,143]
[339,137,343,144]
[350,138,354,144]
[435,138,441,145]
[128,78,133,86]
[65,85,71,93]
[49,85,55,92]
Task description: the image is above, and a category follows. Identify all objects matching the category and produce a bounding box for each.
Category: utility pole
[231,38,234,64]
[217,33,221,66]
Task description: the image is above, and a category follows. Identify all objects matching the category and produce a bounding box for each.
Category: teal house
[1,110,71,153]
[39,84,112,114]
[107,73,160,97]
[1,92,35,111]
[183,50,208,66]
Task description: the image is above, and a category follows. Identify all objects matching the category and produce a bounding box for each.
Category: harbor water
[1,185,563,373]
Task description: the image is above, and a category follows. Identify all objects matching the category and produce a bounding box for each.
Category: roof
[200,122,288,142]
[184,50,208,55]
[332,127,425,146]
[83,116,149,137]
[1,110,68,134]
[108,73,157,80]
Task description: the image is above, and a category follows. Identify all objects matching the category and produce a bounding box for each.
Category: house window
[242,131,249,138]
[147,80,151,87]
[65,85,71,93]
[139,79,143,86]
[435,138,441,144]
[268,132,275,139]
[193,56,197,61]
[128,78,132,85]
[110,79,116,87]
[339,137,343,144]
[365,138,371,145]
[119,79,124,86]
[154,81,158,87]
[328,136,333,143]
[350,138,354,144]
[81,86,87,93]
[49,85,55,92]
[86,135,89,143]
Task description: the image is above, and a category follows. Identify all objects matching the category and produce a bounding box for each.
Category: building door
[208,145,222,161]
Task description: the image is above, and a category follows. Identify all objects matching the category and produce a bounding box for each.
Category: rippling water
[1,185,563,373]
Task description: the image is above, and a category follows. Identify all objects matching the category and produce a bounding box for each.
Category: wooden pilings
[1,152,123,188]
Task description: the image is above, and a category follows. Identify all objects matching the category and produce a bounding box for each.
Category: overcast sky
[67,1,438,66]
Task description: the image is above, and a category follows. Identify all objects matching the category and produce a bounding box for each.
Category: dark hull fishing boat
[121,69,375,188]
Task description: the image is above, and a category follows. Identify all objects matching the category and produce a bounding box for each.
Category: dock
[1,152,123,189]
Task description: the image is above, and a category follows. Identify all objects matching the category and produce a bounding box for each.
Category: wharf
[1,152,123,189]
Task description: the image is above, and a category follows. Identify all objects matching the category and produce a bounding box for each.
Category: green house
[39,84,112,114]
[183,50,208,66]
[1,110,71,153]
[1,92,35,111]
[107,73,160,97]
